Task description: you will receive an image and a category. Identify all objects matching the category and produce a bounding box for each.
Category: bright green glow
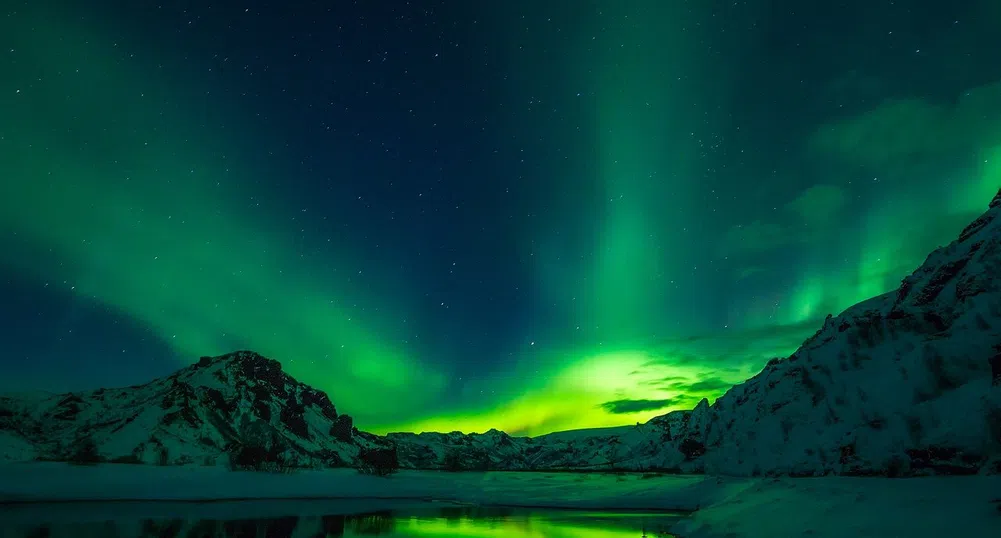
[583,2,705,341]
[376,351,661,436]
[383,332,799,436]
[432,3,733,437]
[961,142,1001,212]
[0,3,822,436]
[855,211,914,304]
[0,9,444,427]
[378,350,684,436]
[785,276,824,324]
[4,4,1000,438]
[803,79,1001,319]
[348,512,674,538]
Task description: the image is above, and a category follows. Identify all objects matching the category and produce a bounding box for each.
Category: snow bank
[672,475,1001,538]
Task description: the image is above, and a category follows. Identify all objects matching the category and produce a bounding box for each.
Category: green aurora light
[2,4,999,436]
[0,9,443,427]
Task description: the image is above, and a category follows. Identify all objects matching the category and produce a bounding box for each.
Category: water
[0,501,684,537]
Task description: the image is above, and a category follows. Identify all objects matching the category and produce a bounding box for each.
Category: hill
[2,189,999,477]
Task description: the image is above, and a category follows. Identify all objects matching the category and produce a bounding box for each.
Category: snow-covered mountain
[0,351,391,468]
[2,189,1000,477]
[389,188,1001,476]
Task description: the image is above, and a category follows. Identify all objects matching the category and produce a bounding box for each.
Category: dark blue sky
[1,0,999,434]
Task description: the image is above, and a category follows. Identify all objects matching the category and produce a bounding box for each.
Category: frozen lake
[2,464,998,538]
[0,500,686,537]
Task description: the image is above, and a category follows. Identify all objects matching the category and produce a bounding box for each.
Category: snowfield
[0,463,998,538]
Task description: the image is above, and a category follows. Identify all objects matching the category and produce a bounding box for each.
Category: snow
[535,425,634,442]
[379,191,1001,476]
[671,475,1001,538]
[0,351,390,469]
[5,195,1001,476]
[2,194,1000,535]
[0,432,35,462]
[0,463,998,538]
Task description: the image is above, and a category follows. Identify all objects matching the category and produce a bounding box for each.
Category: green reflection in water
[346,507,681,538]
[3,505,683,538]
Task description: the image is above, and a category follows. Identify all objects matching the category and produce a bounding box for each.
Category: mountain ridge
[0,350,392,469]
[2,189,1000,476]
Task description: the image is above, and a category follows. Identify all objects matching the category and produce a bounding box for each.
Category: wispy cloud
[599,397,687,414]
[722,184,847,254]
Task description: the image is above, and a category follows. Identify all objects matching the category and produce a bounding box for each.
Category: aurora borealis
[1,1,999,435]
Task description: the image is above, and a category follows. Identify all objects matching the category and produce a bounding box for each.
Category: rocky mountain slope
[2,190,999,477]
[389,188,1001,476]
[0,351,391,468]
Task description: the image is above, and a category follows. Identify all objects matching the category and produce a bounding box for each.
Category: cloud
[722,184,847,254]
[809,79,1001,166]
[683,377,738,393]
[723,221,791,252]
[571,319,823,422]
[638,373,737,394]
[786,184,846,224]
[810,98,949,166]
[735,266,767,280]
[639,318,822,373]
[599,397,684,414]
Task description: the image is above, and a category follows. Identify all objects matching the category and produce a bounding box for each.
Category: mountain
[0,351,391,468]
[2,189,1000,477]
[388,188,1001,476]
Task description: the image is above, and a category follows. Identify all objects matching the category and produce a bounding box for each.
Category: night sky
[1,1,999,435]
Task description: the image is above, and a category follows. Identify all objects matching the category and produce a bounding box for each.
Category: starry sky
[1,0,999,436]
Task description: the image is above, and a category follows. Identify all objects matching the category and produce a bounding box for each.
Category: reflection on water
[2,504,682,538]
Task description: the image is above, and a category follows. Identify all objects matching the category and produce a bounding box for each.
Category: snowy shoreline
[1,463,998,537]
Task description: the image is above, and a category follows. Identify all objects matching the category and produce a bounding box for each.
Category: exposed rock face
[388,190,1001,476]
[990,347,1001,386]
[2,190,1000,477]
[682,189,1001,477]
[0,351,390,467]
